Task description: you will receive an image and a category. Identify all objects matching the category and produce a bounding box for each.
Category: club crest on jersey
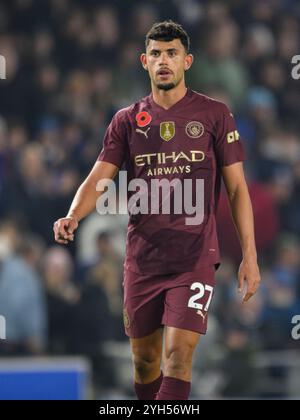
[185,121,204,138]
[136,111,152,128]
[123,308,130,329]
[160,121,175,142]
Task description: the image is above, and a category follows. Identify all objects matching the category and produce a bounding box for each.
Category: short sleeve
[214,103,246,167]
[97,110,127,168]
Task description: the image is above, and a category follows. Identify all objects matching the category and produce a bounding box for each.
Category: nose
[159,51,169,66]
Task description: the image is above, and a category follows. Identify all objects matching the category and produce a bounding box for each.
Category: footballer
[54,21,261,400]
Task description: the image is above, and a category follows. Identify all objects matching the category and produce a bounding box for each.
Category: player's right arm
[53,161,119,245]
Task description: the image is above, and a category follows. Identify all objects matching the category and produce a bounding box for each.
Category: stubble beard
[156,82,176,91]
[155,74,182,91]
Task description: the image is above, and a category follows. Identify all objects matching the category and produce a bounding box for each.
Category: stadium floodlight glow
[96,171,205,226]
[291,55,300,80]
[0,55,6,80]
[0,315,6,340]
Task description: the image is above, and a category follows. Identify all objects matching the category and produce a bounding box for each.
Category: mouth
[157,69,173,77]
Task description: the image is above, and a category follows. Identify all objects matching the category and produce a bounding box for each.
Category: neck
[151,80,187,110]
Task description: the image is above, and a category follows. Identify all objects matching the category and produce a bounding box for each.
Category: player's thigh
[164,326,200,362]
[123,269,166,338]
[130,327,164,362]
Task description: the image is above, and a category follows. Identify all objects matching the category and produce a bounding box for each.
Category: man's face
[141,39,193,91]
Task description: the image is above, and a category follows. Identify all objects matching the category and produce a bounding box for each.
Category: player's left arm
[221,162,261,303]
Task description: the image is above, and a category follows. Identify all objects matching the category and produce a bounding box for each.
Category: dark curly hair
[145,20,190,53]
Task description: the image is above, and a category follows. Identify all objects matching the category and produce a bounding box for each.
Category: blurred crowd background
[0,0,300,400]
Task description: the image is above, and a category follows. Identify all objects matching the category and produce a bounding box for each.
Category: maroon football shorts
[123,265,216,339]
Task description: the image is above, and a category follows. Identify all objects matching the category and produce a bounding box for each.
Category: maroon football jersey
[98,88,245,275]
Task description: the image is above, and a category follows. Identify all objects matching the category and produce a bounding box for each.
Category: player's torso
[125,90,217,182]
[121,91,222,273]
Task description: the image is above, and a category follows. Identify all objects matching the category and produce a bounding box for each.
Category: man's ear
[140,53,148,70]
[184,54,194,71]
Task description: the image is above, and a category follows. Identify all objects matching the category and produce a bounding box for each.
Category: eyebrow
[150,48,178,53]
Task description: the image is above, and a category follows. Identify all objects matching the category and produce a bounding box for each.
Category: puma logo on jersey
[197,309,207,322]
[136,127,150,138]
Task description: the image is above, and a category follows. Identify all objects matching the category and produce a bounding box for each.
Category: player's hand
[237,257,261,303]
[53,216,78,245]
